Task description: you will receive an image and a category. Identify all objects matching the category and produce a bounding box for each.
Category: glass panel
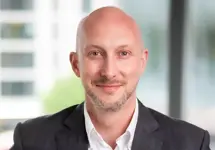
[82,0,91,13]
[1,81,34,96]
[53,23,58,39]
[212,141,215,150]
[120,0,170,114]
[0,0,33,10]
[183,0,215,136]
[1,23,33,39]
[53,0,58,11]
[1,52,34,68]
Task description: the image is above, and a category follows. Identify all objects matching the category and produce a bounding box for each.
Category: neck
[86,94,137,148]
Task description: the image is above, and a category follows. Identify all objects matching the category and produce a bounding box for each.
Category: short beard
[85,85,133,112]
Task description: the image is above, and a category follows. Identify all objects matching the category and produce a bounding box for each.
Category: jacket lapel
[55,100,164,150]
[131,100,163,150]
[55,103,89,150]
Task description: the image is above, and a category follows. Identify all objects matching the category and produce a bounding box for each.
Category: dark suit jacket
[10,101,211,150]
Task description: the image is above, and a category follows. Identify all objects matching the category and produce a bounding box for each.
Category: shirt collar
[126,99,139,137]
[84,102,94,140]
[84,99,139,144]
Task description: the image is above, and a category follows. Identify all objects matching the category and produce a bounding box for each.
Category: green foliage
[206,25,215,59]
[43,76,85,114]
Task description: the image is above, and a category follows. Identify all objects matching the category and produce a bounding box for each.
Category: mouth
[96,84,122,93]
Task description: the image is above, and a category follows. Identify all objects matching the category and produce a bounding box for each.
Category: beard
[84,77,135,112]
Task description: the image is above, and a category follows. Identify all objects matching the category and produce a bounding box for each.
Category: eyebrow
[84,44,129,51]
[84,45,105,51]
[116,45,129,50]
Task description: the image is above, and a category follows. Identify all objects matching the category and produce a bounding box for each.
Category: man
[11,6,211,150]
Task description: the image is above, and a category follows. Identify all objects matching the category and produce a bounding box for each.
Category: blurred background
[0,0,214,149]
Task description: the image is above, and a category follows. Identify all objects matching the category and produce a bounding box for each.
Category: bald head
[75,6,143,54]
[85,6,134,26]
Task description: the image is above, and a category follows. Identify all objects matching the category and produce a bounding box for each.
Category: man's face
[72,20,147,112]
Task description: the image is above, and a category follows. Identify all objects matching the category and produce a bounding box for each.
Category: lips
[96,84,121,93]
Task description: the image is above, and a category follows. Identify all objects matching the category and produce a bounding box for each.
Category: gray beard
[85,85,133,112]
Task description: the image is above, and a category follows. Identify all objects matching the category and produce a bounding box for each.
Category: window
[120,0,170,114]
[0,52,34,68]
[1,23,33,39]
[82,0,91,13]
[1,81,34,96]
[53,23,58,39]
[0,0,33,10]
[183,0,215,136]
[53,0,58,11]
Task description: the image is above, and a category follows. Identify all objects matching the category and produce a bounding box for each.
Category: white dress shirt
[84,99,139,150]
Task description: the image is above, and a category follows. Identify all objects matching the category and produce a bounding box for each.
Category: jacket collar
[55,99,163,150]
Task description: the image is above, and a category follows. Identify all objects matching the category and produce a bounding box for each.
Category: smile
[96,84,122,93]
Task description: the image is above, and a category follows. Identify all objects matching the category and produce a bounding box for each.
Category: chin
[98,92,125,102]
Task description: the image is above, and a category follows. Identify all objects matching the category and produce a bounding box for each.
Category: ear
[140,48,148,73]
[69,52,80,77]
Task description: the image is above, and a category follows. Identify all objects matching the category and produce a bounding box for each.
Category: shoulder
[147,107,210,148]
[15,104,79,139]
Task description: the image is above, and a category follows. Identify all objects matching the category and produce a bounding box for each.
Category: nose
[100,57,118,79]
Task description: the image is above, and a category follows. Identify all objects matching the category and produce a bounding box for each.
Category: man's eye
[89,51,100,56]
[119,51,129,56]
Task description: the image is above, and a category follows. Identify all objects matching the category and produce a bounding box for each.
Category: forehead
[82,21,138,49]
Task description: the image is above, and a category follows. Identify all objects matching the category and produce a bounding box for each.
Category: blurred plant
[43,76,85,114]
[206,24,215,82]
[206,25,215,59]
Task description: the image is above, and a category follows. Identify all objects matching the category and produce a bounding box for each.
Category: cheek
[118,59,141,77]
[81,59,102,80]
